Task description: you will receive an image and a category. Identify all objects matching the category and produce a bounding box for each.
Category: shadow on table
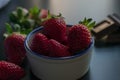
[29,69,91,80]
[77,69,90,80]
[29,70,41,80]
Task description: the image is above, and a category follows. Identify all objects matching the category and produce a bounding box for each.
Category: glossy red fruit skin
[48,39,71,57]
[4,33,26,65]
[30,33,49,56]
[42,18,67,44]
[68,24,91,53]
[0,61,25,80]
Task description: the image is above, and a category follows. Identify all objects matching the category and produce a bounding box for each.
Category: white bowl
[24,26,94,80]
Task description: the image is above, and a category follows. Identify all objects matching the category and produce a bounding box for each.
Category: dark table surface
[0,0,120,80]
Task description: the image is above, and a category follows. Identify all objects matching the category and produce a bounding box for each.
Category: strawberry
[4,33,26,65]
[30,33,49,56]
[48,39,71,57]
[68,24,91,53]
[42,14,67,44]
[40,9,48,18]
[68,18,95,53]
[0,61,25,80]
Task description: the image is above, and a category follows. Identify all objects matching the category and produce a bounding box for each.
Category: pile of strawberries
[0,7,95,80]
[30,14,95,57]
[0,7,48,80]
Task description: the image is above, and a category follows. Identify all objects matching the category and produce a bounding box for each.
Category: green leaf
[17,7,23,19]
[88,21,96,29]
[79,17,86,25]
[20,28,32,34]
[29,6,41,25]
[24,12,29,18]
[87,18,92,23]
[22,18,35,29]
[5,23,13,34]
[29,6,40,17]
[9,11,18,23]
[41,12,63,23]
[13,24,21,32]
[83,17,87,23]
[85,18,92,26]
[52,13,62,18]
[79,18,96,30]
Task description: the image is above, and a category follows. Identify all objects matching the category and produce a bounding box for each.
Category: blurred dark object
[91,13,120,46]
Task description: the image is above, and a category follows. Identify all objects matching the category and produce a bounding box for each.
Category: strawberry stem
[79,18,96,30]
[41,12,63,23]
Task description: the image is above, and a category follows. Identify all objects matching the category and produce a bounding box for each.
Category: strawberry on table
[42,13,67,44]
[30,33,49,56]
[4,33,26,65]
[0,61,25,80]
[68,18,95,54]
[4,23,26,65]
[48,39,71,57]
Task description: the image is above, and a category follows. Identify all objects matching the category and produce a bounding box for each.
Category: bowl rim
[24,26,94,60]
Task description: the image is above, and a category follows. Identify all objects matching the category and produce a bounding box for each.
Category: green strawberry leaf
[52,13,62,18]
[29,6,41,25]
[29,6,40,18]
[13,24,21,32]
[87,18,92,23]
[22,18,35,29]
[24,12,29,18]
[17,7,23,19]
[5,23,13,34]
[20,28,32,34]
[79,18,96,30]
[42,12,63,23]
[88,21,96,29]
[9,11,18,23]
[4,23,13,38]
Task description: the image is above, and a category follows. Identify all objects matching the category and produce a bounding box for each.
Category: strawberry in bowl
[24,13,95,80]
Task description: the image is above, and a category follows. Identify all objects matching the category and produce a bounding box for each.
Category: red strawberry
[68,24,91,53]
[30,33,49,56]
[40,9,48,18]
[42,15,67,44]
[4,33,26,65]
[0,61,25,80]
[48,39,71,57]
